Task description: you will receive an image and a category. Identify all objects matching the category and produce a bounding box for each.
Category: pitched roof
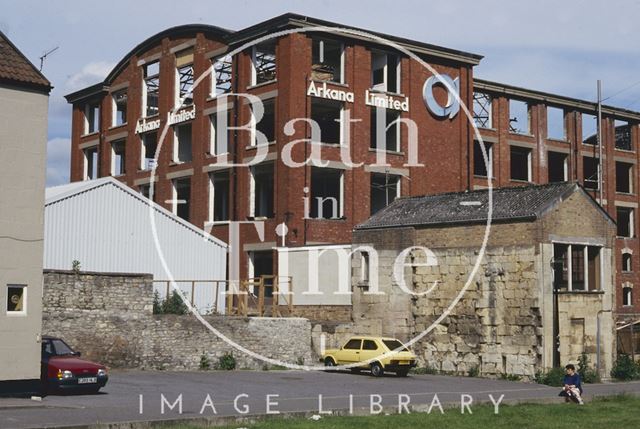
[356,182,610,230]
[0,30,51,92]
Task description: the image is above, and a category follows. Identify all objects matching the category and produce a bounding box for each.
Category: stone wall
[42,270,314,370]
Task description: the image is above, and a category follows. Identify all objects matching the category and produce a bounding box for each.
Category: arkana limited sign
[307,74,460,118]
[135,106,197,134]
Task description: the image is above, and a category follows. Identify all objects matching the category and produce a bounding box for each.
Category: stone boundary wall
[42,270,314,370]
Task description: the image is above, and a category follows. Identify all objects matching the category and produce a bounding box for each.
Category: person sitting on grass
[559,364,584,404]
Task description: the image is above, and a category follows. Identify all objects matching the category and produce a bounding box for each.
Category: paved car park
[2,370,640,428]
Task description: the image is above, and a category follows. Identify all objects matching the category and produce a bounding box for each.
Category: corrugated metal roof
[44,177,228,314]
[356,182,595,230]
[0,30,51,91]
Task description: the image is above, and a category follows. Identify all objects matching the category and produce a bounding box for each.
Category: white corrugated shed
[44,177,227,314]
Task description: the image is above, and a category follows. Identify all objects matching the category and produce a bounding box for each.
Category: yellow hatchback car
[322,336,417,377]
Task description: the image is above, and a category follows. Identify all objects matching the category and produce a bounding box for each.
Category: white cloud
[46,137,71,187]
[65,61,114,91]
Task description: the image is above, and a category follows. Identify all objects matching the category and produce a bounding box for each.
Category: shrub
[467,365,480,378]
[499,373,521,382]
[199,352,211,370]
[534,367,565,387]
[153,290,189,315]
[610,354,640,381]
[411,365,439,375]
[216,353,236,371]
[578,353,600,384]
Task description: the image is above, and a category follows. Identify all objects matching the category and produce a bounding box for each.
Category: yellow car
[321,336,417,377]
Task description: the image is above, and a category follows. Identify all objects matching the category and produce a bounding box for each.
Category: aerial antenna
[39,46,59,71]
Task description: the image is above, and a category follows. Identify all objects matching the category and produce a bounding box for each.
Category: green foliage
[216,353,236,371]
[499,373,521,382]
[199,352,211,370]
[411,365,439,375]
[153,290,189,315]
[467,365,480,378]
[534,366,565,387]
[578,353,600,384]
[72,260,81,273]
[610,354,640,381]
[296,356,305,366]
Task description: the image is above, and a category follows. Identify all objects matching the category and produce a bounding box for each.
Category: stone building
[351,182,616,378]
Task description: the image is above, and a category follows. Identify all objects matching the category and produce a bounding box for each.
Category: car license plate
[78,377,97,384]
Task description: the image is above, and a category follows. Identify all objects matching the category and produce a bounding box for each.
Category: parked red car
[41,336,108,394]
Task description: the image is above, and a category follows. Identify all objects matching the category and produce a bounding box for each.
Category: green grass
[166,394,640,429]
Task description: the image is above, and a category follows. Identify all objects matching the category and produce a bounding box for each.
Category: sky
[2,0,640,187]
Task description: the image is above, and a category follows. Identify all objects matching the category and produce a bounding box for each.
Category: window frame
[6,284,27,316]
[370,50,401,94]
[83,145,99,180]
[509,145,532,182]
[508,99,531,135]
[548,151,568,183]
[110,139,126,176]
[552,243,604,292]
[310,167,345,219]
[172,122,193,164]
[111,90,127,127]
[208,170,230,223]
[83,101,100,135]
[171,177,191,222]
[622,286,633,307]
[250,41,277,87]
[250,163,275,219]
[310,98,344,146]
[473,140,494,178]
[311,38,345,84]
[142,61,160,118]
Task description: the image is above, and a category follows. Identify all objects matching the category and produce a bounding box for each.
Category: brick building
[64,13,639,319]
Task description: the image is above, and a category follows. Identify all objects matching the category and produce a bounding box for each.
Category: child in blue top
[559,364,584,404]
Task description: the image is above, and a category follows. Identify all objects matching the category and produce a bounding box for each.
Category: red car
[41,336,108,394]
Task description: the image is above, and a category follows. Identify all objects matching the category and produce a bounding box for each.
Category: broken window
[473,92,492,129]
[553,243,601,291]
[582,113,598,145]
[370,108,400,152]
[252,40,277,85]
[211,54,232,96]
[509,99,530,134]
[371,51,400,93]
[617,207,634,238]
[112,90,127,127]
[311,38,343,83]
[209,170,230,222]
[547,106,565,140]
[84,101,100,134]
[6,284,26,313]
[510,146,531,181]
[548,151,568,183]
[615,119,632,151]
[173,123,192,163]
[311,167,343,219]
[616,161,633,194]
[253,98,275,145]
[139,183,153,201]
[622,252,632,272]
[623,286,633,306]
[583,157,599,190]
[370,172,400,215]
[83,146,98,180]
[473,141,493,177]
[176,49,194,107]
[311,98,342,145]
[251,163,274,218]
[111,139,126,176]
[140,132,157,170]
[172,177,191,221]
[143,61,160,117]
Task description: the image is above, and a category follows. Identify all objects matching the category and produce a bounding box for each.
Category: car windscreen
[52,339,75,356]
[382,340,409,352]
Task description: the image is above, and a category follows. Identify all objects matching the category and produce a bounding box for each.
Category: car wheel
[324,357,336,369]
[396,368,409,377]
[370,362,384,377]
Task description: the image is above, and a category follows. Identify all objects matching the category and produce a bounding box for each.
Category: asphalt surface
[2,370,640,428]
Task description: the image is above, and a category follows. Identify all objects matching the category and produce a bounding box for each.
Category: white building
[44,177,228,314]
[0,31,51,396]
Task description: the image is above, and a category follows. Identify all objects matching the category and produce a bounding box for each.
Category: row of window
[82,39,403,137]
[473,141,636,194]
[138,166,400,224]
[473,92,635,151]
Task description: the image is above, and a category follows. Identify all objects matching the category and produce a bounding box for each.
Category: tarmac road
[2,369,640,428]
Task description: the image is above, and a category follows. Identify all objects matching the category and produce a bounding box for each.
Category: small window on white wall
[6,285,26,314]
